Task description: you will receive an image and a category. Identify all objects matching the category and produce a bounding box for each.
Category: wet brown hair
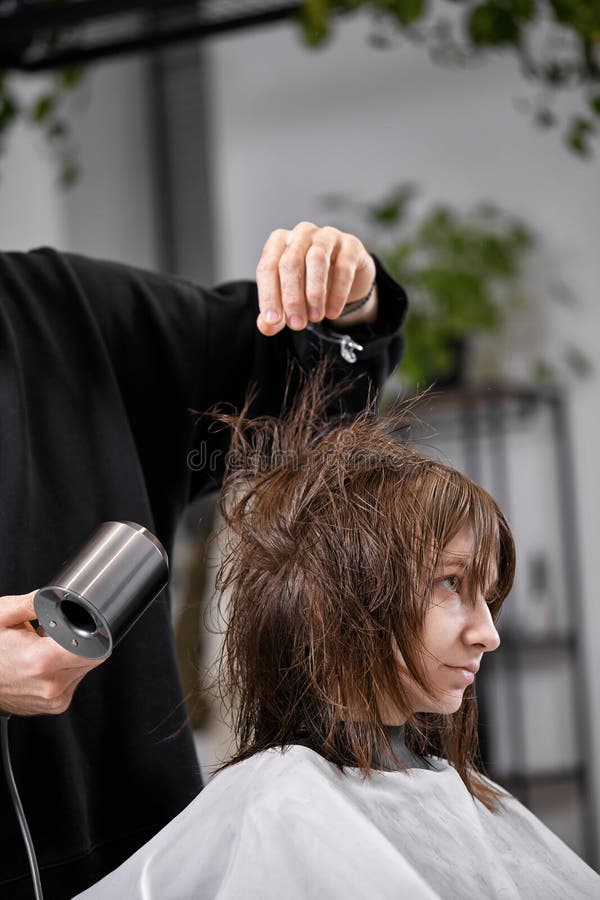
[212,371,515,809]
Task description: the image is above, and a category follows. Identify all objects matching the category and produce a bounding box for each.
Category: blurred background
[1,0,599,869]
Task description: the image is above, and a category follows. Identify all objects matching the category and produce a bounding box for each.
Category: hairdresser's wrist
[327,282,378,330]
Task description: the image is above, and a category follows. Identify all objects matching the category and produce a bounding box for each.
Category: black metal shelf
[491,766,584,788]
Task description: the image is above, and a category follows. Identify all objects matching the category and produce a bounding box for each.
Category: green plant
[2,1,599,184]
[323,183,589,388]
[0,64,84,186]
[296,0,600,156]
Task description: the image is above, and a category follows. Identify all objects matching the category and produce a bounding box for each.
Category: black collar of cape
[289,725,437,772]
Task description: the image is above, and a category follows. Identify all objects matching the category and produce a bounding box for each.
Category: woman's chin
[424,688,466,716]
[440,689,467,714]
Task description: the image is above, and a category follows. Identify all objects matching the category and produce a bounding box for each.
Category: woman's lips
[445,665,477,684]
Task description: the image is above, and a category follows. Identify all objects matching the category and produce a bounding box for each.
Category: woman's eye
[442,575,461,593]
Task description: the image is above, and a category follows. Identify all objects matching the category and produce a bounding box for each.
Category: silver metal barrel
[34,521,169,659]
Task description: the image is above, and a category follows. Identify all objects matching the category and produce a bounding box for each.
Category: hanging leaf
[510,0,536,22]
[589,95,600,116]
[59,160,79,187]
[467,2,522,47]
[532,359,556,382]
[295,0,332,46]
[543,63,569,86]
[547,0,600,39]
[0,91,19,132]
[31,94,56,123]
[368,183,417,225]
[293,0,600,155]
[564,345,593,376]
[385,0,428,27]
[59,66,85,89]
[565,115,596,156]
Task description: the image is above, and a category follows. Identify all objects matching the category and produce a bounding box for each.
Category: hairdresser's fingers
[256,223,377,334]
[33,627,108,673]
[276,221,317,331]
[256,229,287,336]
[324,233,376,320]
[257,221,321,334]
[0,591,37,627]
[304,227,337,323]
[0,608,107,716]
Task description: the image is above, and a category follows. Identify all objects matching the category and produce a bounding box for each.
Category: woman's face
[388,524,501,721]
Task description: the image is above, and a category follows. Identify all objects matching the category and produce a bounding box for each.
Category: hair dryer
[33,521,169,659]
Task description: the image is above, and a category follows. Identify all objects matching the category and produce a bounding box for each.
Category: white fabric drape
[74,746,599,899]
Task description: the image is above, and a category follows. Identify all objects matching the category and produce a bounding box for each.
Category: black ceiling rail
[1,0,186,31]
[0,1,305,71]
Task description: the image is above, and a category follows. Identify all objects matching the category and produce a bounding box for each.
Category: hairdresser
[0,221,407,900]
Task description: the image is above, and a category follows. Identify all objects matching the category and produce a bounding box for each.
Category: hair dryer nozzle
[34,521,169,659]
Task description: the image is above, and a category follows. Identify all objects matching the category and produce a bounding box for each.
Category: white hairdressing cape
[74,745,599,899]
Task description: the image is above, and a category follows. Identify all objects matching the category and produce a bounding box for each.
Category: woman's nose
[464,597,501,652]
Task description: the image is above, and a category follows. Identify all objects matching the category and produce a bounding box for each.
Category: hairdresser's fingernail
[264,309,279,324]
[309,307,321,321]
[290,314,305,329]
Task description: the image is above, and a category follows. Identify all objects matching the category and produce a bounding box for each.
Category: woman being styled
[76,377,599,899]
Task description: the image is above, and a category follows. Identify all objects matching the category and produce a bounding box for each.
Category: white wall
[62,58,160,268]
[0,58,160,267]
[0,75,68,250]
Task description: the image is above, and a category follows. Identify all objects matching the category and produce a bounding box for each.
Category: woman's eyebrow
[438,558,469,571]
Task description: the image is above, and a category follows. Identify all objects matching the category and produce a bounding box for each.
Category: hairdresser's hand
[256,221,378,336]
[0,591,105,716]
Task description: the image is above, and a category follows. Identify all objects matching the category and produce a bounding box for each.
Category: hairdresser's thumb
[0,591,38,628]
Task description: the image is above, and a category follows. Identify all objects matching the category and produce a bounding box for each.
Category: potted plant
[324,183,589,390]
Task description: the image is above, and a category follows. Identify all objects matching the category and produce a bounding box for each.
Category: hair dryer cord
[1,715,44,900]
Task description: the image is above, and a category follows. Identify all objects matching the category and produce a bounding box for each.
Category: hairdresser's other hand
[0,591,106,716]
[256,221,378,336]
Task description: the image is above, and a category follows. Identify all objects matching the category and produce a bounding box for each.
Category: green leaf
[566,114,596,155]
[59,66,85,89]
[381,241,414,274]
[59,160,79,188]
[31,94,56,123]
[368,183,417,226]
[509,0,536,22]
[543,62,568,85]
[0,93,19,132]
[564,345,593,377]
[589,95,600,116]
[547,0,600,39]
[567,134,591,155]
[532,359,556,382]
[385,0,427,27]
[468,2,522,47]
[295,0,332,46]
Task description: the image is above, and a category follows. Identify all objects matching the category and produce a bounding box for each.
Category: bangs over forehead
[400,461,515,614]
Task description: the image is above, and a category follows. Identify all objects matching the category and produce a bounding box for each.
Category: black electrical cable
[1,715,45,900]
